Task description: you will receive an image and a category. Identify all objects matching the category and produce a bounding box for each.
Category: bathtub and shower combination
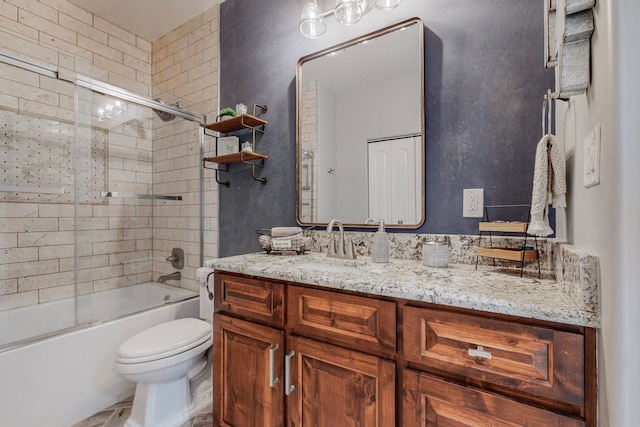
[1,51,211,426]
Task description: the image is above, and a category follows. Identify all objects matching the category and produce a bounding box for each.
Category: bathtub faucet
[158,271,181,283]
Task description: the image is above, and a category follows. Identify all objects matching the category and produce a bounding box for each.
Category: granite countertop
[205,252,599,328]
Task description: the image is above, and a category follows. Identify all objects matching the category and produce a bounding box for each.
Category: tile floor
[70,395,213,427]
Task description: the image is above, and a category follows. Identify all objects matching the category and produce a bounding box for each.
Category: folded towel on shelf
[271,226,303,237]
[529,134,567,237]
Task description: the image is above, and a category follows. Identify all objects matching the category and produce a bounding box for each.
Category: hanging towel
[528,134,566,237]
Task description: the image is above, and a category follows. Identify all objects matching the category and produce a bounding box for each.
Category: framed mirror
[296,18,425,228]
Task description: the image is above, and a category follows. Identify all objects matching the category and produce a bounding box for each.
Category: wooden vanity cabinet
[212,271,595,427]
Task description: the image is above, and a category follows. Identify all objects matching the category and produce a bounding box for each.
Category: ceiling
[68,0,224,42]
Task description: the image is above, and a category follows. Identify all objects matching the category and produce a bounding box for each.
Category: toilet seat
[116,318,212,364]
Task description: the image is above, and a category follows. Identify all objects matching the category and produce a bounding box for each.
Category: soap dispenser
[371,220,390,263]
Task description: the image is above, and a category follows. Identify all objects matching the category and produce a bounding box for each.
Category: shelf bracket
[202,159,230,187]
[251,164,267,185]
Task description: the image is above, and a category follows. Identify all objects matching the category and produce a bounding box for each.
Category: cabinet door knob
[468,345,492,360]
[285,351,296,396]
[269,344,280,387]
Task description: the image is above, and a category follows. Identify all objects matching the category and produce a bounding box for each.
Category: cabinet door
[402,369,585,427]
[287,336,395,427]
[213,313,284,427]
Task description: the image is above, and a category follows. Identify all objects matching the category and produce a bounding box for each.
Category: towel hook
[542,89,558,136]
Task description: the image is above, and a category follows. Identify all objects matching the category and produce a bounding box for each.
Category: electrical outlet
[463,188,484,217]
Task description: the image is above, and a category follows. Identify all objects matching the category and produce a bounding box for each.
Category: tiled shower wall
[1,0,220,311]
[151,6,220,291]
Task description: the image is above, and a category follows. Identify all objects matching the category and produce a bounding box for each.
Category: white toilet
[115,269,215,427]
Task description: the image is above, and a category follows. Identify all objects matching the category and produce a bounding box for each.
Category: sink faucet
[158,271,181,283]
[326,219,356,259]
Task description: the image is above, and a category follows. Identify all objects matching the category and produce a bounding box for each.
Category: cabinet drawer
[288,286,396,357]
[403,306,585,407]
[402,370,585,427]
[214,273,285,327]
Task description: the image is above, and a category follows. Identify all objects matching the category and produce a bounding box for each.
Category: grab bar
[0,184,64,195]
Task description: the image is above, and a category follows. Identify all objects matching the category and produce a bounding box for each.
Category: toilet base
[124,357,207,427]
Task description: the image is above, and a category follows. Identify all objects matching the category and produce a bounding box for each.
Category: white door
[367,136,420,225]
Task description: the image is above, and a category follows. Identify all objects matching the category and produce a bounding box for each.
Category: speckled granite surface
[206,251,599,328]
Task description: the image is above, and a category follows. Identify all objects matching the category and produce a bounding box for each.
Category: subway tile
[0,1,17,20]
[77,265,124,283]
[19,271,74,292]
[109,35,150,63]
[6,0,58,22]
[7,259,58,279]
[0,27,58,64]
[77,34,123,63]
[4,246,39,263]
[0,289,37,310]
[39,243,74,260]
[39,284,74,303]
[19,9,76,44]
[92,274,136,293]
[92,240,136,255]
[43,0,93,26]
[0,278,18,296]
[38,203,74,217]
[8,218,59,233]
[94,54,135,80]
[18,230,74,247]
[93,16,136,46]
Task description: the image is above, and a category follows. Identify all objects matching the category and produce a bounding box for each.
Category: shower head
[152,98,178,122]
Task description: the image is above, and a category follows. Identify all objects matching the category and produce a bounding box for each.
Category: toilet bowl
[114,316,213,427]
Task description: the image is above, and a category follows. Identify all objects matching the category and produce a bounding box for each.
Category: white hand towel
[271,227,303,237]
[528,134,566,237]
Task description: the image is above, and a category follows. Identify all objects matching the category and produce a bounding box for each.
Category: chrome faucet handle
[345,240,357,259]
[327,235,336,257]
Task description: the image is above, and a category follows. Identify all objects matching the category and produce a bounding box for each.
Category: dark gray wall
[218,0,554,257]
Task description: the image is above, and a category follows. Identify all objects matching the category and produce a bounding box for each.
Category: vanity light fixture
[299,0,402,38]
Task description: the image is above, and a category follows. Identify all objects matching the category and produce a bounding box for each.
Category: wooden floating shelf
[477,247,539,262]
[478,222,529,233]
[204,114,268,133]
[203,152,268,165]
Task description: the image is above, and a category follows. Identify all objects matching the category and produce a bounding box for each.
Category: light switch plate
[583,124,601,188]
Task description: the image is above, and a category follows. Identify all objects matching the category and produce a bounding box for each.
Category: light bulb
[335,0,363,25]
[373,0,402,10]
[299,0,327,38]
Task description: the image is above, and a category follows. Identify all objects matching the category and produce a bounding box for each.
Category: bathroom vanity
[207,253,597,426]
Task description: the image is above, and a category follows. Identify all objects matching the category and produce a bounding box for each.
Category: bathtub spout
[158,271,181,283]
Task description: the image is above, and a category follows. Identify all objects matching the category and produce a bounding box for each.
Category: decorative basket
[257,229,311,255]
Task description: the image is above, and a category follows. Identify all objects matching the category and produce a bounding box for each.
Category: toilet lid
[117,318,212,363]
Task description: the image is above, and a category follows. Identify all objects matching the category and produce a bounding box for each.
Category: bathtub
[0,282,199,427]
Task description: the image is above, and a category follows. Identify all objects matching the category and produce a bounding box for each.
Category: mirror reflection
[296,18,424,228]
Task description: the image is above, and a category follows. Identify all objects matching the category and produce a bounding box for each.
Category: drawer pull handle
[468,345,492,360]
[285,351,296,396]
[269,344,280,387]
